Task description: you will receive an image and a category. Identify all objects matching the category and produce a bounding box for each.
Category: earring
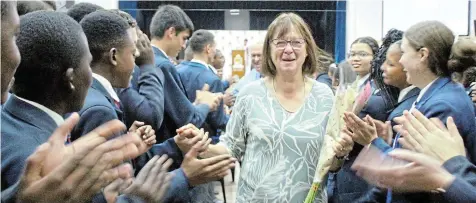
[70,83,75,91]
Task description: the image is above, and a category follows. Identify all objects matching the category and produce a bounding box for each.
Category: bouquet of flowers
[304,64,359,202]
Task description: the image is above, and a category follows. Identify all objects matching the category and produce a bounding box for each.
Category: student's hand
[352,147,455,193]
[123,155,173,203]
[175,127,211,154]
[333,127,354,157]
[135,33,155,66]
[394,110,465,164]
[195,84,222,111]
[344,113,378,145]
[181,141,236,186]
[129,121,155,154]
[223,92,236,107]
[17,113,142,203]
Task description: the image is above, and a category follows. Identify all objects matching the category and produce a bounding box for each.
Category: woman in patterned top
[179,13,353,203]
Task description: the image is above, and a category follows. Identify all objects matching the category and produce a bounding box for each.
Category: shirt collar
[398,85,417,103]
[191,59,211,70]
[416,77,439,102]
[208,65,218,75]
[357,74,370,91]
[152,45,168,57]
[16,96,64,127]
[92,73,120,102]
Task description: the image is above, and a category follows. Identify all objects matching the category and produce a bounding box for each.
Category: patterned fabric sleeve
[218,90,250,160]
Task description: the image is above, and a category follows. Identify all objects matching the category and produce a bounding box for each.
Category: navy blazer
[370,77,476,202]
[1,95,110,203]
[442,155,476,203]
[152,47,210,141]
[386,87,420,130]
[70,79,124,141]
[1,95,58,190]
[316,72,333,90]
[355,88,421,203]
[115,64,165,136]
[374,77,476,162]
[70,78,189,202]
[176,61,229,137]
[334,80,390,203]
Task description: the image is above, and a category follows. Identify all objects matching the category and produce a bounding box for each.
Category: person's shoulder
[237,79,266,96]
[79,88,115,114]
[309,78,334,97]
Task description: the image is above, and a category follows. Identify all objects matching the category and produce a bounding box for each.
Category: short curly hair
[14,11,86,101]
[66,2,103,22]
[80,10,131,65]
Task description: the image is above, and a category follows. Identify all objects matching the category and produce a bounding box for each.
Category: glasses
[347,51,372,58]
[271,39,305,49]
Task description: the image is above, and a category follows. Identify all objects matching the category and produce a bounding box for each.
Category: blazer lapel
[397,88,420,106]
[415,77,451,109]
[3,95,57,134]
[152,46,167,60]
[91,79,125,122]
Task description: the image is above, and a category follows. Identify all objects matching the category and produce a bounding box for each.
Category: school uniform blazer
[115,64,165,136]
[442,155,476,203]
[0,95,108,203]
[316,72,333,90]
[334,80,391,203]
[1,95,59,190]
[355,87,421,203]
[70,78,190,203]
[373,77,476,163]
[153,47,210,142]
[370,77,476,202]
[176,61,229,137]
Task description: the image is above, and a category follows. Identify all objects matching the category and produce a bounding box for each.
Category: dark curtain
[136,10,224,37]
[249,11,335,55]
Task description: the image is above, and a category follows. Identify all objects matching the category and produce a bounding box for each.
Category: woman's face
[399,37,426,87]
[348,43,373,76]
[381,44,408,89]
[270,27,307,77]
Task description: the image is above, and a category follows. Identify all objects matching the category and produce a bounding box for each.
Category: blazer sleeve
[72,105,120,140]
[1,182,19,203]
[116,64,165,132]
[205,78,229,131]
[443,177,476,203]
[440,155,476,203]
[422,100,476,163]
[134,138,184,173]
[162,168,191,203]
[159,62,210,128]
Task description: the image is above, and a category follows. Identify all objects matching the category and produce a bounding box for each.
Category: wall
[471,0,476,36]
[72,0,118,9]
[224,10,250,30]
[346,0,472,53]
[346,0,383,52]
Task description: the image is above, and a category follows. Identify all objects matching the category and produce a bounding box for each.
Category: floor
[213,161,240,203]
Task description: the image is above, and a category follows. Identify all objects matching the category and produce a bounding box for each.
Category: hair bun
[448,37,476,73]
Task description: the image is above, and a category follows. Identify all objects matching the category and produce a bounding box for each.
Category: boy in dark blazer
[149,5,221,143]
[177,30,229,143]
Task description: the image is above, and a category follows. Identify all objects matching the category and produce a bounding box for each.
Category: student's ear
[109,48,118,66]
[65,68,75,92]
[166,27,176,39]
[419,47,429,62]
